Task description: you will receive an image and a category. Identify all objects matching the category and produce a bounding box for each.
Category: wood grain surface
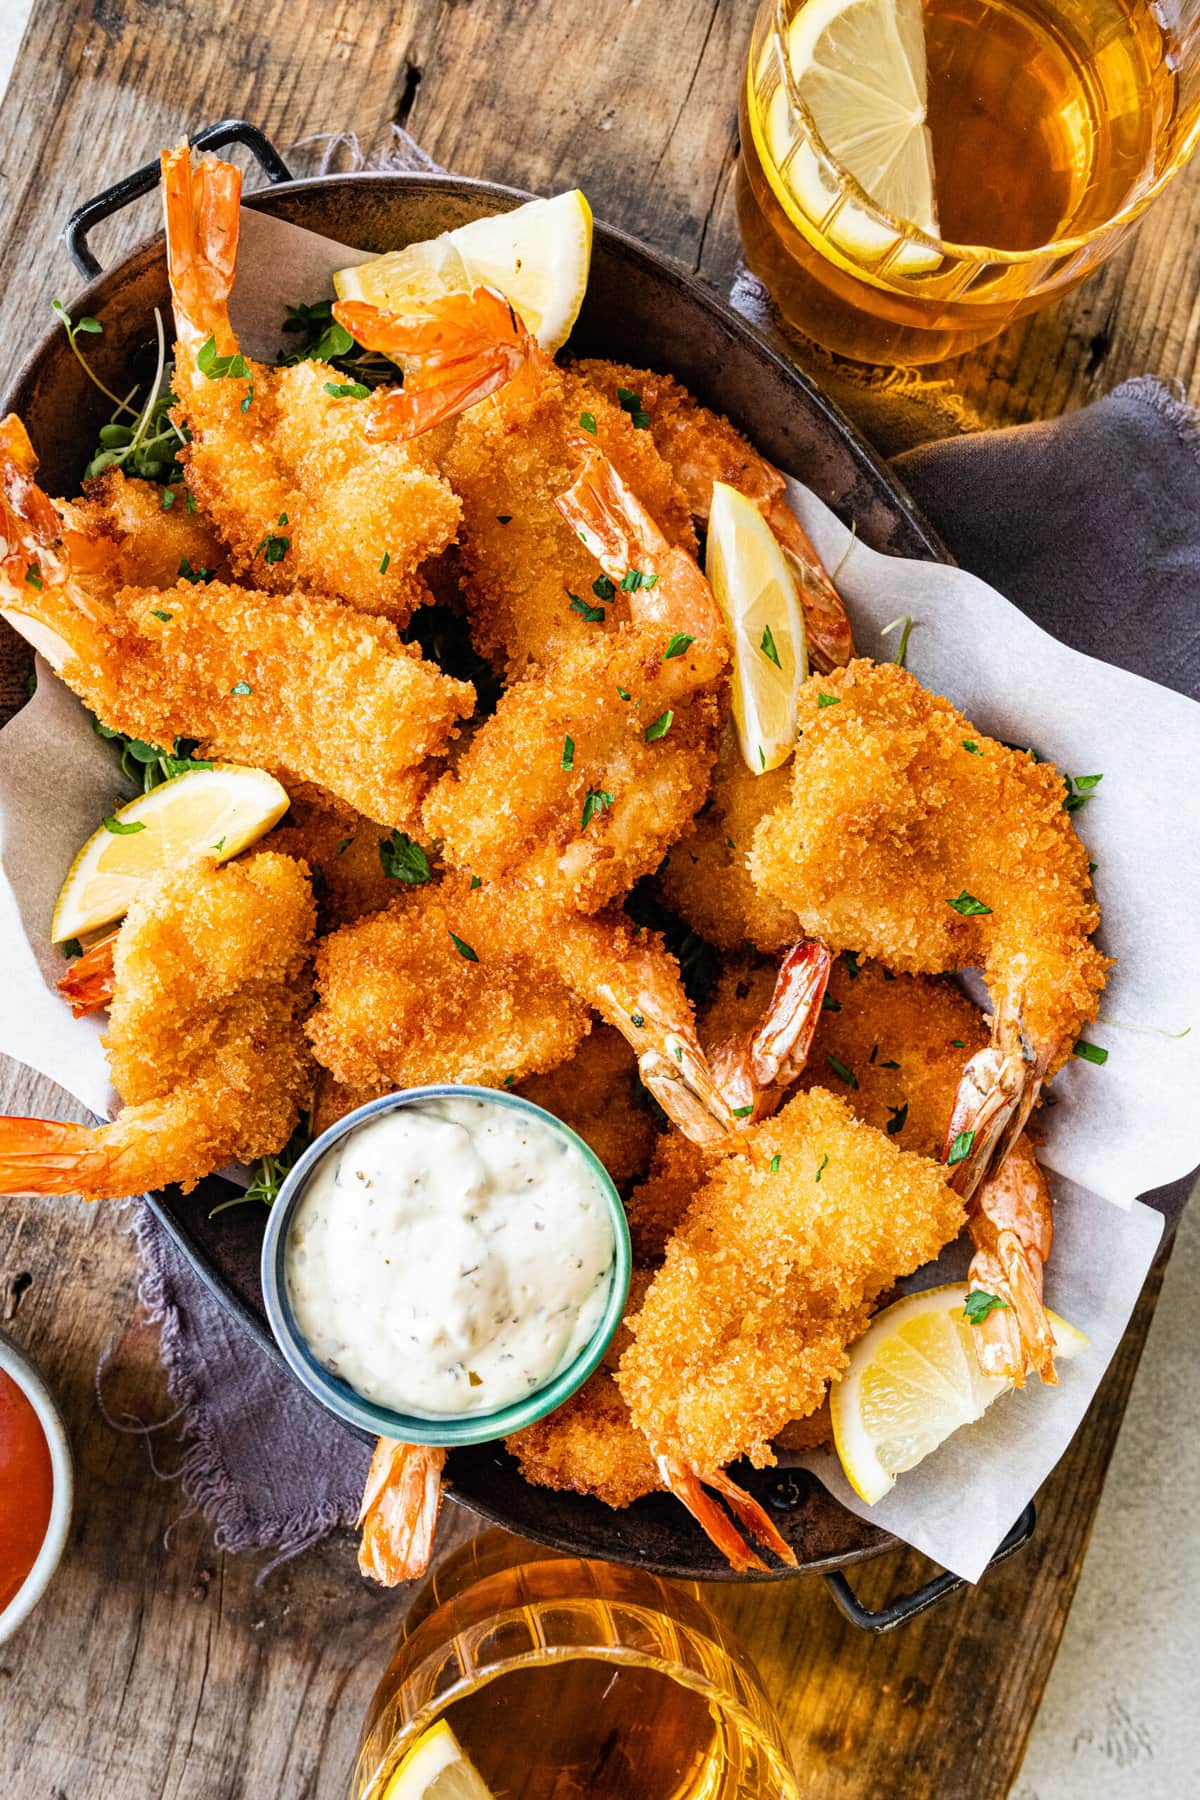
[0,2,1192,1796]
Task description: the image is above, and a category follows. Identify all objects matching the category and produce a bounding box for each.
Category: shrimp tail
[160,143,242,354]
[0,1117,119,1197]
[942,1000,1043,1200]
[357,1439,447,1585]
[334,287,541,441]
[710,938,833,1120]
[657,1455,797,1573]
[764,500,856,674]
[634,1035,744,1152]
[56,933,118,1017]
[967,1136,1057,1386]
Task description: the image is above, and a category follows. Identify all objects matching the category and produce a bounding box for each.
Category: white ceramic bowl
[0,1332,73,1644]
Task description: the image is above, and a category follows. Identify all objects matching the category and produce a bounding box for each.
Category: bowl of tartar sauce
[261,1086,631,1446]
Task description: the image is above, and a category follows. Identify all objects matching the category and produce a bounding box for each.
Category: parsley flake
[821,996,842,1012]
[732,1104,754,1119]
[644,710,673,743]
[616,386,651,429]
[964,1290,1010,1325]
[178,557,212,585]
[569,590,606,622]
[817,692,840,708]
[151,608,173,622]
[825,1052,858,1089]
[323,380,371,399]
[593,575,615,602]
[254,512,291,565]
[769,1154,781,1172]
[663,633,694,661]
[160,487,175,512]
[950,1038,965,1048]
[621,569,644,592]
[24,564,43,590]
[379,831,432,884]
[759,623,781,668]
[630,1013,645,1029]
[229,681,252,696]
[496,514,512,524]
[449,931,479,962]
[102,814,145,835]
[815,1152,829,1182]
[842,951,861,979]
[469,874,482,889]
[947,1128,976,1167]
[947,890,992,916]
[61,937,83,960]
[379,550,390,575]
[561,734,575,771]
[1063,772,1103,813]
[886,1102,908,1136]
[581,787,614,830]
[580,411,598,434]
[963,740,981,755]
[1074,1040,1108,1065]
[616,685,632,702]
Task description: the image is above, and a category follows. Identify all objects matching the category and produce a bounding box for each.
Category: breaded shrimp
[516,1026,658,1190]
[60,466,231,591]
[749,660,1110,1192]
[257,780,406,930]
[160,146,460,624]
[574,359,854,672]
[0,853,315,1199]
[617,1086,964,1567]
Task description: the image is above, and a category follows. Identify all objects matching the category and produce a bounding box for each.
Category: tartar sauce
[284,1095,617,1419]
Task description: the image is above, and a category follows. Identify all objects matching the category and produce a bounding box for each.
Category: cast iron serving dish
[2,120,1033,1627]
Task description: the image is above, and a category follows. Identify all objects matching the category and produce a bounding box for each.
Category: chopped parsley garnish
[947,890,992,916]
[962,740,981,755]
[886,1102,908,1136]
[379,550,390,575]
[496,514,512,524]
[815,1152,829,1182]
[240,383,255,414]
[92,721,211,790]
[24,564,43,590]
[323,380,370,399]
[821,996,841,1012]
[630,1013,645,1029]
[378,831,432,883]
[580,411,597,434]
[879,1058,900,1070]
[196,335,250,382]
[581,787,614,829]
[644,709,673,742]
[569,590,606,622]
[561,734,575,771]
[759,623,781,668]
[731,1104,754,1119]
[336,837,351,856]
[950,1038,965,1048]
[229,681,252,696]
[616,685,632,702]
[964,1290,1009,1325]
[770,1154,781,1173]
[817,692,840,708]
[593,575,615,602]
[469,874,482,889]
[758,745,766,770]
[1074,1040,1108,1065]
[825,1052,858,1089]
[842,950,860,979]
[616,386,651,429]
[102,814,145,835]
[449,931,479,962]
[663,633,694,660]
[946,1128,976,1167]
[1063,772,1103,813]
[254,512,291,564]
[161,487,175,511]
[61,938,83,960]
[151,608,173,622]
[178,557,212,584]
[212,837,225,853]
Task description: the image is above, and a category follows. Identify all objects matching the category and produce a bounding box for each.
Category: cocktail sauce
[0,1365,54,1610]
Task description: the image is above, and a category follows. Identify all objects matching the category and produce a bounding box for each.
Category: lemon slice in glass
[51,763,289,943]
[705,481,807,774]
[764,0,941,275]
[379,1720,495,1800]
[334,190,593,353]
[831,1283,1088,1503]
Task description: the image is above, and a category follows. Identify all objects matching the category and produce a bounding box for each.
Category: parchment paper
[1,206,1196,1582]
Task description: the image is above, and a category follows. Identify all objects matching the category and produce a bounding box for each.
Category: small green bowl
[261,1085,631,1447]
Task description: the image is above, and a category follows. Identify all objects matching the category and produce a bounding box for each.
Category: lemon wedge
[831,1283,1089,1504]
[51,763,289,943]
[760,0,941,275]
[334,190,593,353]
[705,481,807,773]
[379,1720,495,1800]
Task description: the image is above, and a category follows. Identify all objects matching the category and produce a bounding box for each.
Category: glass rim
[767,0,1200,270]
[261,1084,632,1448]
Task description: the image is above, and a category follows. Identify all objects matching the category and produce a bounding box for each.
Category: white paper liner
[1,205,1197,1581]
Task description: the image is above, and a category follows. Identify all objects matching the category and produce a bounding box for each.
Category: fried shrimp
[516,1026,657,1189]
[59,466,231,591]
[749,660,1110,1194]
[617,1086,964,1568]
[160,146,460,624]
[257,780,403,930]
[574,359,854,672]
[0,853,315,1200]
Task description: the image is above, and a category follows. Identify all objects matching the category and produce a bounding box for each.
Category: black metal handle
[64,119,293,281]
[823,1502,1036,1633]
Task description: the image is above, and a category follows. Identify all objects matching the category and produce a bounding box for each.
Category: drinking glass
[738,0,1200,363]
[351,1532,800,1799]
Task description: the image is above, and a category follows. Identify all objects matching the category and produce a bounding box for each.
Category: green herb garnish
[644,710,673,742]
[450,931,479,962]
[324,380,371,400]
[815,1153,829,1182]
[947,891,992,917]
[569,590,606,622]
[102,815,145,835]
[886,1102,908,1136]
[616,386,651,428]
[825,1052,858,1089]
[759,623,781,668]
[946,1129,976,1167]
[963,1290,1009,1325]
[561,735,575,771]
[1074,1040,1108,1065]
[378,831,432,884]
[663,633,694,660]
[581,787,614,829]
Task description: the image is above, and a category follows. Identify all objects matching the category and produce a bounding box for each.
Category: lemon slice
[831,1283,1089,1504]
[334,191,593,353]
[705,481,807,773]
[379,1720,495,1800]
[51,763,289,943]
[761,0,941,275]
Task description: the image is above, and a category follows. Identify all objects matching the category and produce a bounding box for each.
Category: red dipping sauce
[0,1365,54,1611]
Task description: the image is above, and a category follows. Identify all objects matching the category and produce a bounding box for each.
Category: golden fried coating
[618,1086,964,1471]
[45,580,473,830]
[623,1131,711,1263]
[61,468,231,590]
[506,1369,660,1509]
[443,359,696,679]
[749,661,1109,1070]
[306,879,592,1092]
[516,1025,657,1190]
[0,853,315,1201]
[774,1403,833,1453]
[257,780,403,930]
[658,721,799,952]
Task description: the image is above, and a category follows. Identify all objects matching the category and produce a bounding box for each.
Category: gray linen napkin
[120,130,1200,1565]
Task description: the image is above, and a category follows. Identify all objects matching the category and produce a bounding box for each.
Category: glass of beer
[738,0,1200,363]
[351,1532,800,1799]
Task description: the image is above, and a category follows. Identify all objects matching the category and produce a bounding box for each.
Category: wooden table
[0,3,1194,1795]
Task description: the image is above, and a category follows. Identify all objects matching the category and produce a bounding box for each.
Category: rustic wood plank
[0,1,1190,1795]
